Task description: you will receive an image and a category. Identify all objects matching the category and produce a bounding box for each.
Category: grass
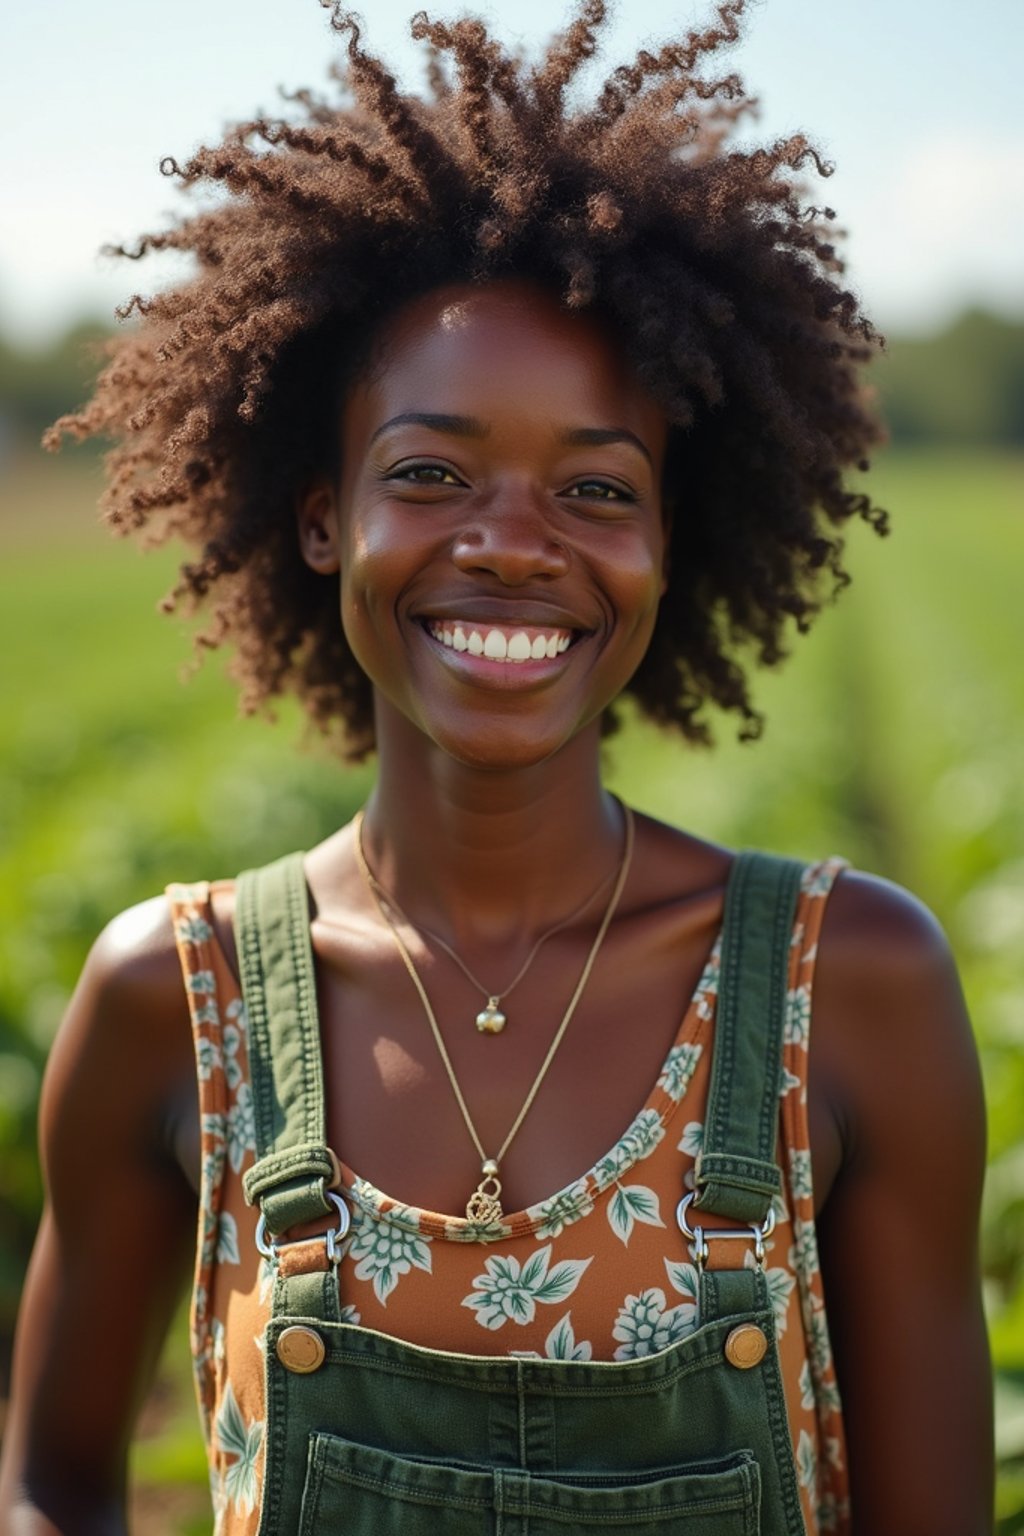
[2,442,1022,1527]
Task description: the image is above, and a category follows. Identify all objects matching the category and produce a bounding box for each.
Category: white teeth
[427,620,575,663]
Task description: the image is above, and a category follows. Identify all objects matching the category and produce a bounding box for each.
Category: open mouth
[423,619,576,663]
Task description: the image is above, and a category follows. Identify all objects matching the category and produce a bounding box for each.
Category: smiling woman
[0,3,992,1536]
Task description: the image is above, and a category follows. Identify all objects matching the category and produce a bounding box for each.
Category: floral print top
[168,854,850,1536]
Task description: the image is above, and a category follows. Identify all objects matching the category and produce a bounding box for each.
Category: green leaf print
[676,1120,703,1157]
[612,1287,696,1360]
[215,1382,264,1516]
[216,1211,240,1266]
[795,1428,817,1491]
[348,1210,433,1304]
[462,1245,592,1331]
[545,1313,592,1361]
[663,1258,700,1305]
[607,1184,665,1245]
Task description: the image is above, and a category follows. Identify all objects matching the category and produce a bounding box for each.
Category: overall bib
[234,851,810,1535]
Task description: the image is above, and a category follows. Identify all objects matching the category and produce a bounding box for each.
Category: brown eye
[566,479,631,502]
[392,463,462,486]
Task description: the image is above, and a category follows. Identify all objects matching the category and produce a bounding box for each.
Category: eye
[564,479,634,502]
[388,462,464,487]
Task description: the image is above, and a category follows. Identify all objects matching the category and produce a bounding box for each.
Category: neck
[362,710,625,949]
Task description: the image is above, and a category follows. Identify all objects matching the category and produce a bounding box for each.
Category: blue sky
[2,0,1022,346]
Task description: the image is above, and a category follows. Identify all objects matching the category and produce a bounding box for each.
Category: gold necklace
[358,850,616,1035]
[352,804,635,1222]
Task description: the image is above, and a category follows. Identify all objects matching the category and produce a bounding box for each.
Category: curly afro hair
[47,0,888,761]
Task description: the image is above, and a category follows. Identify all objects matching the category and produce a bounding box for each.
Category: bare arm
[813,872,992,1535]
[0,900,198,1536]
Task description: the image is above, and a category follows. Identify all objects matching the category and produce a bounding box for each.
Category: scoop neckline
[203,884,724,1242]
[332,928,720,1242]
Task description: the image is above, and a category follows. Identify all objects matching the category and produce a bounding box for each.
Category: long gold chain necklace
[352,804,635,1222]
[357,847,616,1035]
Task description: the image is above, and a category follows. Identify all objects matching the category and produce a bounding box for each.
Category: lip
[411,597,591,631]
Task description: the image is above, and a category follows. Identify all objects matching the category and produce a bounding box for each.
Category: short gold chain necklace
[352,804,635,1223]
[357,844,616,1035]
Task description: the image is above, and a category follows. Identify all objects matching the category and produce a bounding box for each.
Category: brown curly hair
[46,0,888,760]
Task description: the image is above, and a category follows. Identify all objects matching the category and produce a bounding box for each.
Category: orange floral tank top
[168,854,850,1535]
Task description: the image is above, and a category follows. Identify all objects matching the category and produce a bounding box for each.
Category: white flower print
[195,1035,222,1082]
[657,1043,703,1102]
[226,1083,256,1173]
[607,1184,665,1246]
[532,1181,594,1239]
[176,914,213,945]
[784,985,812,1049]
[187,970,217,995]
[215,1382,263,1516]
[755,1263,795,1336]
[462,1245,591,1331]
[789,1216,819,1279]
[193,1000,220,1027]
[544,1312,593,1361]
[222,1003,247,1091]
[612,1287,696,1360]
[788,1148,813,1202]
[339,1303,362,1324]
[594,1109,665,1188]
[347,1210,432,1304]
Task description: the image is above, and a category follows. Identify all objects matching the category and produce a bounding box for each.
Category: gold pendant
[466,1161,504,1223]
[475,998,507,1034]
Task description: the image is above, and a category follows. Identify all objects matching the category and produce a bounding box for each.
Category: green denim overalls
[234,849,811,1535]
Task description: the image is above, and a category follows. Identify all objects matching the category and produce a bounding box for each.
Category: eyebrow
[369,412,489,445]
[369,412,653,468]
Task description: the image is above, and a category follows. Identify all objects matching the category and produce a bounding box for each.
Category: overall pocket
[297,1434,762,1535]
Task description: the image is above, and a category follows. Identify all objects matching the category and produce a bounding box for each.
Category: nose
[450,489,570,585]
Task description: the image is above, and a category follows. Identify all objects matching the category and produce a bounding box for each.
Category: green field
[2,445,1023,1527]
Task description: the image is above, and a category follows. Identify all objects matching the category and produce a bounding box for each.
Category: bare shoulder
[41,895,195,1166]
[811,867,983,1177]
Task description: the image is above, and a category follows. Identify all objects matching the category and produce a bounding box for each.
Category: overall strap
[693,849,805,1225]
[235,852,338,1235]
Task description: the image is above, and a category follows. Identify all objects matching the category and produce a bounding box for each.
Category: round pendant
[475,1000,507,1034]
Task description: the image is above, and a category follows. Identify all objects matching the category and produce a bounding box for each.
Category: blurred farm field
[1,444,1022,1526]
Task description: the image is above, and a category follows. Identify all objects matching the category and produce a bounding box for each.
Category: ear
[297,481,342,574]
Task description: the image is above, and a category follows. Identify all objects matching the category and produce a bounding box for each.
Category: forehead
[347,279,666,446]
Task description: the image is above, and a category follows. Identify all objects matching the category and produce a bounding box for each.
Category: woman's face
[300,278,669,771]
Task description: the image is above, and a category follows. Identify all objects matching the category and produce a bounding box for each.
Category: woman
[0,2,991,1532]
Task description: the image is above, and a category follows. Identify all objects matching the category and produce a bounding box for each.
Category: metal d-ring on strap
[675,1191,775,1270]
[255,1190,351,1266]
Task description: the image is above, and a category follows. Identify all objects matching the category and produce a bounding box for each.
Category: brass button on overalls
[724,1324,768,1369]
[276,1325,326,1374]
